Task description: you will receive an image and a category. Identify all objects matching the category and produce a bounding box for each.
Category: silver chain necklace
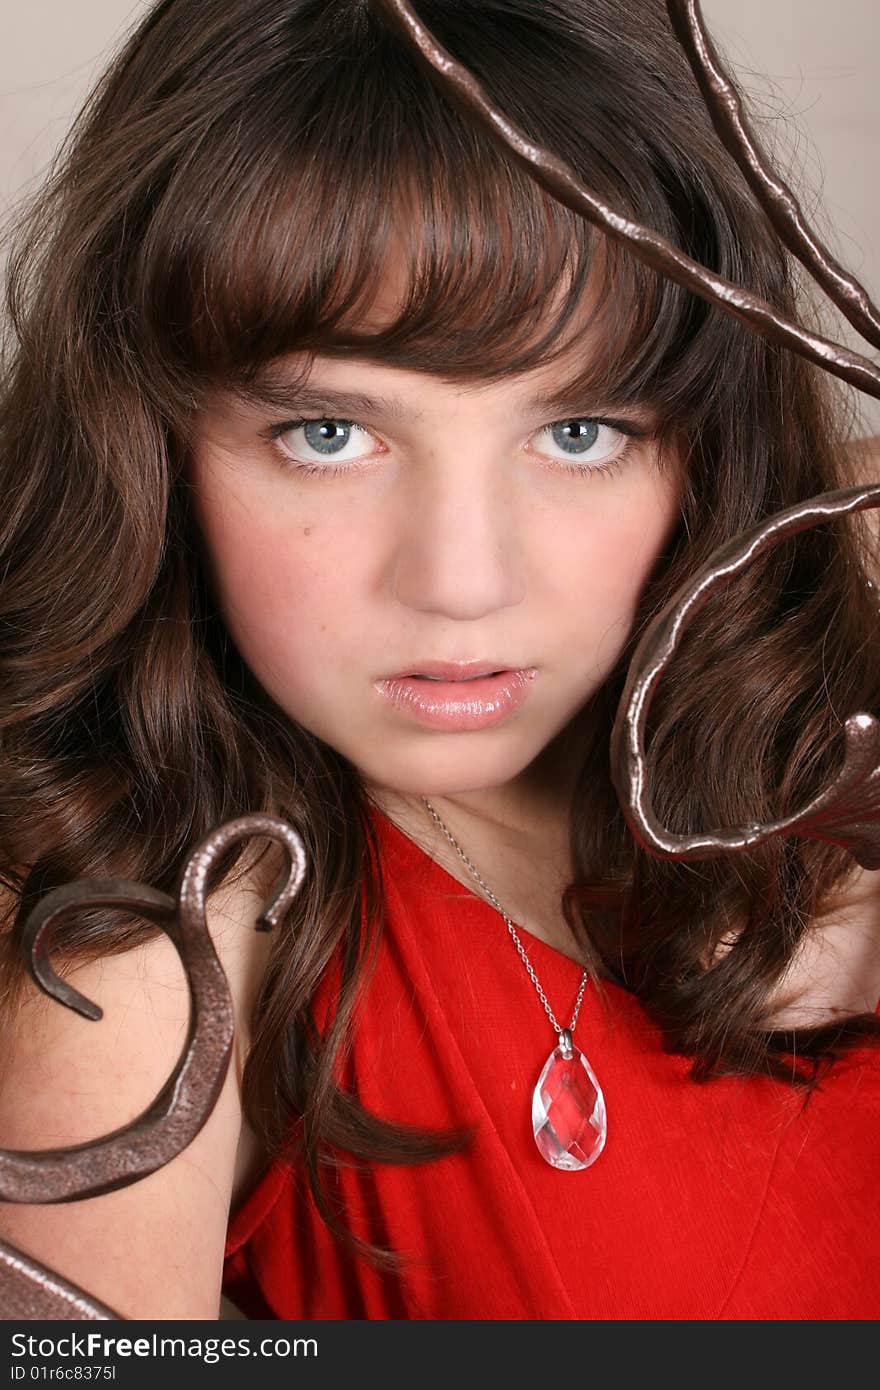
[421,797,607,1172]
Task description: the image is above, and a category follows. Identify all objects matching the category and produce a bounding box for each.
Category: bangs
[133,0,730,424]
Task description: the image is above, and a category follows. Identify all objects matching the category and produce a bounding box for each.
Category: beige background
[1,1,878,430]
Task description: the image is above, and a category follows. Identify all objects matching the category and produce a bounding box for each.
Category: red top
[223,804,880,1319]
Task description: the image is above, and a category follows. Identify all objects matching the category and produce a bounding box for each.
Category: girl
[1,0,879,1321]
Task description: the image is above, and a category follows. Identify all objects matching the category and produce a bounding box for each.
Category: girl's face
[187,333,681,802]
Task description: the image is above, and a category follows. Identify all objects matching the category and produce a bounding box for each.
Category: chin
[354,735,543,799]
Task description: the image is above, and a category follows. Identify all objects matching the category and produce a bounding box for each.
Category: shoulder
[0,851,279,1318]
[765,860,880,1027]
[0,845,280,1088]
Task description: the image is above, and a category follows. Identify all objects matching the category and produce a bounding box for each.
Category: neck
[364,708,586,848]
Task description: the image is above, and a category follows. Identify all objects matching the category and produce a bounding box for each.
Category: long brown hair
[2,0,879,1267]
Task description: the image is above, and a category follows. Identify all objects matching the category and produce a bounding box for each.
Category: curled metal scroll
[0,813,307,1319]
[374,0,880,864]
[0,1244,121,1322]
[609,486,880,867]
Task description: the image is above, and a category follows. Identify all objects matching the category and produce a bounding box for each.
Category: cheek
[188,465,365,689]
[555,467,681,624]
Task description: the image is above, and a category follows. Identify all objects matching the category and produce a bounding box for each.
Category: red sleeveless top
[222,804,880,1319]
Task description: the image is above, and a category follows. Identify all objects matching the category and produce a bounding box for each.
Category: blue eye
[551,419,600,453]
[302,419,352,454]
[532,417,636,469]
[270,417,380,467]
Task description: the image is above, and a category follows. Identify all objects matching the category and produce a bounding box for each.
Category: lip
[383,659,514,681]
[374,666,538,731]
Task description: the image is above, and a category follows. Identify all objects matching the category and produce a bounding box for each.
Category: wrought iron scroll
[373,0,880,863]
[0,814,306,1319]
[609,486,880,867]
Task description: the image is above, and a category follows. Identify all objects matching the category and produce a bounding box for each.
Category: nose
[388,452,526,620]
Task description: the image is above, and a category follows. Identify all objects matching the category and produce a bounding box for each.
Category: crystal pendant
[531,1029,607,1171]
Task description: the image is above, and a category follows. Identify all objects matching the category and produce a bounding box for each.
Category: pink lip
[384,659,513,681]
[374,667,538,731]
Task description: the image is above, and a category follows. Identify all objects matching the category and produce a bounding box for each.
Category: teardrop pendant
[531,1029,607,1171]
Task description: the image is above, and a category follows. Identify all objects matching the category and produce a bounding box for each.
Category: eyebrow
[233,373,651,425]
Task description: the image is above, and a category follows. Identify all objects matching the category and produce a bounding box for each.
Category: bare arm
[0,873,275,1321]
